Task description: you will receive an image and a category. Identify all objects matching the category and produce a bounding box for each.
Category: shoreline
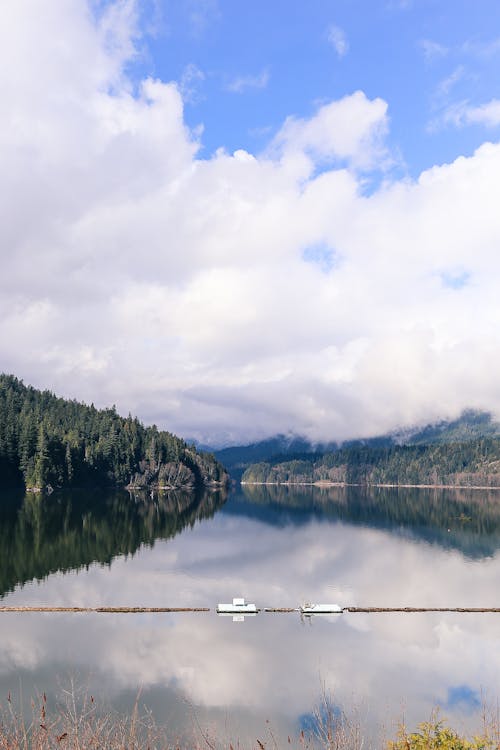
[240,480,500,490]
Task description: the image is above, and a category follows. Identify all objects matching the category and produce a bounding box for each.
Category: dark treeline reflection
[0,487,228,597]
[236,483,500,558]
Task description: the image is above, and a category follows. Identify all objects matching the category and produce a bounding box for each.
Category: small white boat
[216,597,257,615]
[300,603,343,615]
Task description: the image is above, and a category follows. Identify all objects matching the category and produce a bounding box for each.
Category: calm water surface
[0,484,499,745]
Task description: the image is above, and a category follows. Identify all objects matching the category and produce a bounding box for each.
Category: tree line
[0,374,227,491]
[241,438,500,487]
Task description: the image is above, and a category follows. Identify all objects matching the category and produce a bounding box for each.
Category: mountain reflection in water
[235,483,500,558]
[2,483,500,599]
[0,487,228,598]
[0,484,499,746]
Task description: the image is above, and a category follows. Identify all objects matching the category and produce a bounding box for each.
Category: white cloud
[226,68,270,94]
[434,98,500,129]
[326,25,349,58]
[3,0,500,445]
[270,90,389,170]
[460,99,500,127]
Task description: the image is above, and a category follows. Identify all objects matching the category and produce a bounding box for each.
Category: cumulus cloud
[270,90,389,170]
[2,0,500,445]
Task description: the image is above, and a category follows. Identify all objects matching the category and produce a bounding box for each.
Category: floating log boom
[0,605,499,614]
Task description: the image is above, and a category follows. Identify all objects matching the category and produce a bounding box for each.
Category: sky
[2,0,500,446]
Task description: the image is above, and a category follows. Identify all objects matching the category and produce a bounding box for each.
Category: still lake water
[0,483,499,744]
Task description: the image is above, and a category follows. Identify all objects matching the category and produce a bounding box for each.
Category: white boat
[300,603,343,615]
[216,597,257,615]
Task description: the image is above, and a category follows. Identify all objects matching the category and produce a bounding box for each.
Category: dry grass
[0,683,371,750]
[0,680,168,750]
[0,683,498,750]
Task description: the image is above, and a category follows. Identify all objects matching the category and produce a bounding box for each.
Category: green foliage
[242,437,500,488]
[220,410,500,481]
[387,717,497,749]
[0,374,227,491]
[406,409,500,446]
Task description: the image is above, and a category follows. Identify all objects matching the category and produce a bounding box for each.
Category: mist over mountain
[390,409,500,446]
[213,409,500,480]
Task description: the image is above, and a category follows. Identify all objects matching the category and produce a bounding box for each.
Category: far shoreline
[240,480,500,490]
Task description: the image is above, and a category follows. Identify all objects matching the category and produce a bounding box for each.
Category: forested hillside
[213,435,336,481]
[0,374,227,491]
[392,408,500,445]
[241,438,500,488]
[214,410,500,480]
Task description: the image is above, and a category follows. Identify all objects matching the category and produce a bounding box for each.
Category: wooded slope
[242,439,500,487]
[0,374,227,491]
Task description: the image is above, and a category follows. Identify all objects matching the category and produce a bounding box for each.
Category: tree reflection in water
[235,483,500,559]
[0,487,228,597]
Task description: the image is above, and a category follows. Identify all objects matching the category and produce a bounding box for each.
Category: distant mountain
[241,437,500,488]
[391,409,500,445]
[214,410,500,480]
[214,435,338,481]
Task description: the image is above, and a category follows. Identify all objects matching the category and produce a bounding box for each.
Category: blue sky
[131,0,500,175]
[3,0,500,444]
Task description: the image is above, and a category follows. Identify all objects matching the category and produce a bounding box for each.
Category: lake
[0,483,499,746]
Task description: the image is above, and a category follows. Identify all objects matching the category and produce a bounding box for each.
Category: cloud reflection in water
[0,484,499,743]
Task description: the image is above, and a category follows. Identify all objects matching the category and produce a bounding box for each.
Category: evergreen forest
[241,439,500,488]
[0,374,227,491]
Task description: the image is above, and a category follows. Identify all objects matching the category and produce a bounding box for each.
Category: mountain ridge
[213,410,500,480]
